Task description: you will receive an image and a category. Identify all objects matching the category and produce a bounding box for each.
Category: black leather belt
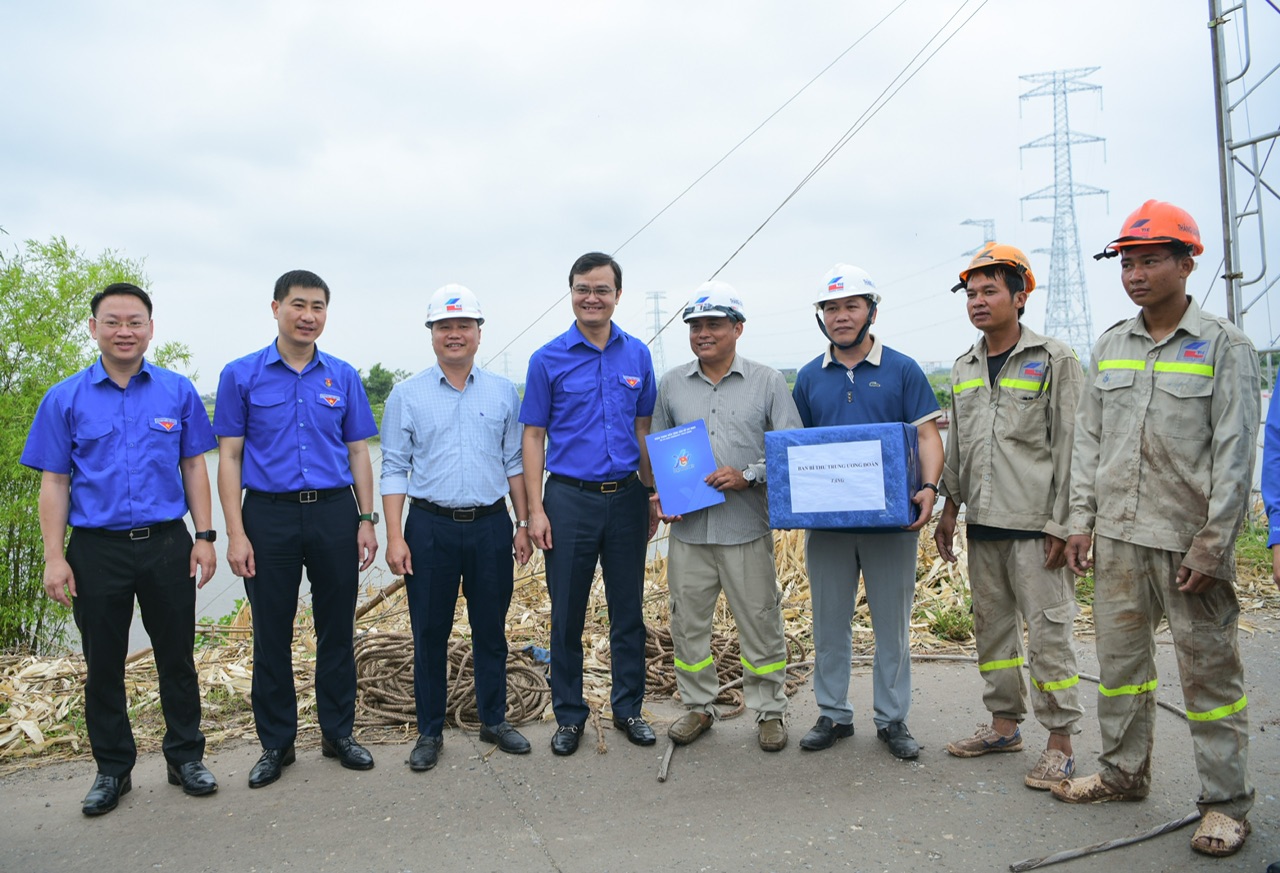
[78,518,184,541]
[410,497,506,522]
[247,487,351,503]
[547,472,639,493]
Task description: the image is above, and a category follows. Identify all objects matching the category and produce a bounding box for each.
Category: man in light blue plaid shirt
[380,285,533,772]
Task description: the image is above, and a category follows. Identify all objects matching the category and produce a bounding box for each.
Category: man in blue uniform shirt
[23,282,220,815]
[214,269,380,787]
[381,285,534,771]
[521,252,659,755]
[792,263,944,760]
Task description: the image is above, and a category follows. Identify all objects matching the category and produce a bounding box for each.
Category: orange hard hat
[1094,199,1204,259]
[951,242,1036,295]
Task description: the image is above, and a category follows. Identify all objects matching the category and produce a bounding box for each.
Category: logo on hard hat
[862,278,876,289]
[694,296,710,304]
[445,297,463,311]
[829,277,844,292]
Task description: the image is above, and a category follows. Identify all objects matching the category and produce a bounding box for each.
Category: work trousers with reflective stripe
[1092,536,1253,818]
[668,535,788,722]
[968,538,1082,734]
[806,529,917,729]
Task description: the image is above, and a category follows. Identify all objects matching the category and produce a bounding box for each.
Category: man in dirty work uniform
[1053,201,1257,859]
[934,243,1084,789]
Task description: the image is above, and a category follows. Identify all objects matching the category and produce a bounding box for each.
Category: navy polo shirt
[213,341,377,492]
[520,322,656,480]
[22,358,217,530]
[793,336,941,428]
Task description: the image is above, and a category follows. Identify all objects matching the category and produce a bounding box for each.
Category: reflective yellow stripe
[739,656,787,676]
[978,656,1025,673]
[674,654,714,673]
[952,379,983,395]
[1153,362,1214,377]
[1097,359,1146,371]
[1098,678,1158,697]
[1186,694,1247,722]
[1031,674,1080,692]
[999,378,1042,392]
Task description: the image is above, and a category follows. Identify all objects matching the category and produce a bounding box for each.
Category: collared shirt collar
[821,334,883,368]
[1125,295,1203,341]
[961,324,1049,364]
[430,363,475,388]
[266,339,331,372]
[89,356,155,385]
[685,353,746,384]
[567,320,620,350]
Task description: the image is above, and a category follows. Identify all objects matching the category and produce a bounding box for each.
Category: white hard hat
[815,263,881,310]
[682,280,746,323]
[425,284,485,326]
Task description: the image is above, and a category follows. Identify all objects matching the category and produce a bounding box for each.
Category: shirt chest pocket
[249,391,291,431]
[1150,373,1214,440]
[614,372,643,416]
[1095,368,1138,434]
[73,418,116,474]
[996,392,1050,448]
[147,416,183,463]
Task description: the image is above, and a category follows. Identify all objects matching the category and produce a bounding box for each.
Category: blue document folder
[645,419,726,517]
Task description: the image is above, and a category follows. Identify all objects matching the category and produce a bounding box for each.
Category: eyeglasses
[571,285,617,298]
[94,318,151,331]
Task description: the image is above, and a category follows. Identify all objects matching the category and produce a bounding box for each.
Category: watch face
[742,468,757,482]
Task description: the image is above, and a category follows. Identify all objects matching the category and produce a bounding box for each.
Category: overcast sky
[4,1,1278,392]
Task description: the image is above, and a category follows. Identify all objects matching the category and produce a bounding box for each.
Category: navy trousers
[543,476,649,725]
[403,506,514,736]
[68,523,204,777]
[242,489,359,749]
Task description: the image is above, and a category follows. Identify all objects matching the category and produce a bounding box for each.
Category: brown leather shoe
[758,718,787,752]
[668,711,712,745]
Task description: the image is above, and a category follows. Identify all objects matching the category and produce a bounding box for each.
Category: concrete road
[5,615,1279,873]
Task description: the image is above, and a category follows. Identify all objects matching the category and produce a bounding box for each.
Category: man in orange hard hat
[1054,201,1256,858]
[935,243,1085,790]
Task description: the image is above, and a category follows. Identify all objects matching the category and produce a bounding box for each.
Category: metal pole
[1209,1,1244,324]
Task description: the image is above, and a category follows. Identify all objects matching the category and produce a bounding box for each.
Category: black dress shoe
[82,772,131,816]
[248,745,296,789]
[321,735,375,770]
[877,721,920,759]
[166,760,218,796]
[613,715,657,746]
[799,716,854,751]
[550,723,584,756]
[479,722,532,755]
[408,735,442,771]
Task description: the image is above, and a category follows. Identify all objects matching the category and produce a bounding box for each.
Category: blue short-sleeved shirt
[520,322,656,480]
[793,336,942,428]
[213,341,377,492]
[21,358,217,530]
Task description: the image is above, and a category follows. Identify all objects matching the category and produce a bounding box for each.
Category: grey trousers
[806,529,918,728]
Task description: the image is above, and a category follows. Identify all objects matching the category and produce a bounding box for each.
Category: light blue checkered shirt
[379,365,523,507]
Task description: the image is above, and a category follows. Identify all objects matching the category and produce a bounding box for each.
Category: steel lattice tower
[647,291,667,374]
[960,218,996,255]
[1019,68,1107,358]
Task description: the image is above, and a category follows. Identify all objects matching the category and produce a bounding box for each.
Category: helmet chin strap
[816,300,877,351]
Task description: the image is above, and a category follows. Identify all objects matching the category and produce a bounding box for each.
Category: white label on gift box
[787,441,886,513]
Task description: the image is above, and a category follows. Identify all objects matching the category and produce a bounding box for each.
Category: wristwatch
[742,468,758,488]
[359,512,380,524]
[194,530,217,542]
[516,520,530,529]
[920,483,939,494]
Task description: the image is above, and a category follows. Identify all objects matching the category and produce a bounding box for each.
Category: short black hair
[274,269,330,303]
[91,283,153,317]
[969,264,1027,318]
[569,252,622,290]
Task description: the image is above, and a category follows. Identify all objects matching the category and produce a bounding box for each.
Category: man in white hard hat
[381,285,534,771]
[652,282,803,751]
[934,243,1084,790]
[791,264,944,759]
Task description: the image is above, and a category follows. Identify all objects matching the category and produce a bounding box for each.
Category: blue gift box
[765,423,921,530]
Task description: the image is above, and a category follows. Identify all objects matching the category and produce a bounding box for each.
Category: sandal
[1190,810,1250,857]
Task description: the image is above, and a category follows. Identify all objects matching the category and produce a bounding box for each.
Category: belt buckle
[600,481,619,494]
[452,509,476,522]
[300,490,319,504]
[129,527,151,541]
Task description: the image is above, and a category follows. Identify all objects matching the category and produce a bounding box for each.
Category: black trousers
[403,506,514,736]
[67,523,204,777]
[542,476,649,726]
[242,489,358,749]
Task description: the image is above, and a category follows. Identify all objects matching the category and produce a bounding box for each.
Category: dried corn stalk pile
[5,518,1277,769]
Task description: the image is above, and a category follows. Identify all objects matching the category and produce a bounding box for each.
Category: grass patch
[926,600,974,643]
